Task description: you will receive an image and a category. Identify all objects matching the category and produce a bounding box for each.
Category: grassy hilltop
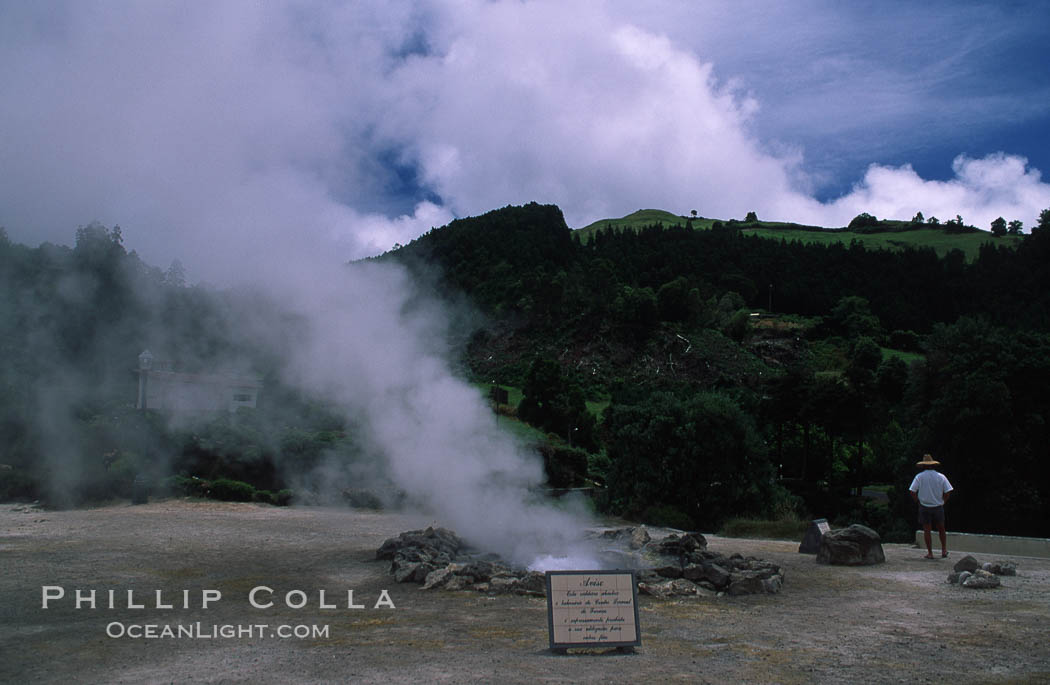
[575,209,1024,261]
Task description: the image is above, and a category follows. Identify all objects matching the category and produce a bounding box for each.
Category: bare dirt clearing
[2,499,1049,684]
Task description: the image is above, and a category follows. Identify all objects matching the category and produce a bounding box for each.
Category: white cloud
[0,0,1048,285]
[815,154,1048,229]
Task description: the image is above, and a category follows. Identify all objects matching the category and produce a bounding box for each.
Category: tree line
[3,204,1050,539]
[389,203,1050,537]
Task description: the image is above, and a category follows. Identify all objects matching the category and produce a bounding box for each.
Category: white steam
[271,259,600,569]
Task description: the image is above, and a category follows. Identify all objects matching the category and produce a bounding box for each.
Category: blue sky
[1,1,1048,283]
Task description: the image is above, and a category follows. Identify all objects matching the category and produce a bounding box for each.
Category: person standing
[909,454,953,559]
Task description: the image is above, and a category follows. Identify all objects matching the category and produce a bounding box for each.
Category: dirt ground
[2,499,1049,684]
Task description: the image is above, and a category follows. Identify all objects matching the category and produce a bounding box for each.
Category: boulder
[629,527,652,550]
[647,532,708,563]
[983,561,1017,576]
[422,566,454,590]
[443,575,474,591]
[638,579,700,598]
[392,560,434,584]
[962,569,1001,589]
[376,526,463,561]
[953,555,981,573]
[798,518,830,554]
[815,524,885,566]
[682,562,730,589]
[519,571,547,595]
[728,571,767,596]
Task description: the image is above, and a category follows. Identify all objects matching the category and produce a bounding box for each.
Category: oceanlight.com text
[105,622,330,640]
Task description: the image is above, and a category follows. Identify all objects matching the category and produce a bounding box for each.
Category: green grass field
[743,225,1021,261]
[574,209,1023,261]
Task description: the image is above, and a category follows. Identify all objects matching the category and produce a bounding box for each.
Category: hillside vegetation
[388,203,1050,536]
[575,209,1024,261]
[3,203,1050,541]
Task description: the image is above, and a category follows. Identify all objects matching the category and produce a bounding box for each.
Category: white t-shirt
[909,469,953,508]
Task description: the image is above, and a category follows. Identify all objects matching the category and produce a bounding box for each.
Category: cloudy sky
[2,0,1049,283]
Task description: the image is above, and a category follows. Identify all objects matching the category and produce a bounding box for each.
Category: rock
[444,575,474,592]
[695,562,731,589]
[962,569,1000,589]
[422,566,454,590]
[519,571,547,596]
[947,571,961,584]
[488,577,519,594]
[798,518,830,554]
[648,532,708,562]
[728,572,767,596]
[393,560,433,584]
[958,571,972,585]
[982,561,1018,576]
[639,579,699,597]
[459,560,496,582]
[681,563,704,582]
[376,527,463,561]
[654,565,683,579]
[815,524,885,566]
[953,555,981,573]
[629,527,652,550]
[727,563,785,595]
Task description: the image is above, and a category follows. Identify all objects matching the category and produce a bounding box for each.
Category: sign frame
[545,569,641,650]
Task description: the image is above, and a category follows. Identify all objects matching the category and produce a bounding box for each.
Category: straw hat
[916,454,940,468]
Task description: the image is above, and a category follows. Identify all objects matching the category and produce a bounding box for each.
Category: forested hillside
[0,225,355,507]
[387,203,1050,537]
[3,204,1050,540]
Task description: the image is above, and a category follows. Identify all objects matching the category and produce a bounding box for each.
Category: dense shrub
[540,443,590,488]
[0,468,40,501]
[207,478,256,502]
[604,390,776,530]
[161,475,210,498]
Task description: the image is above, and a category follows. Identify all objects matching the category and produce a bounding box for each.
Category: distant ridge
[573,208,1023,261]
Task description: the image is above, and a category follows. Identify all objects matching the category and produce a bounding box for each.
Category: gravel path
[2,499,1049,684]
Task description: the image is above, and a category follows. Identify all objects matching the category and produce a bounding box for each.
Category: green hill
[576,209,714,241]
[574,210,1023,261]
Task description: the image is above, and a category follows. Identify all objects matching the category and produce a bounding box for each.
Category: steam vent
[377,526,784,597]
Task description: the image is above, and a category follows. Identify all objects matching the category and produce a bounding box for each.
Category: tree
[848,213,879,229]
[744,211,758,223]
[990,217,1007,237]
[830,296,882,339]
[604,391,775,529]
[912,211,925,224]
[517,358,597,450]
[1036,208,1050,234]
[1007,220,1023,235]
[164,259,186,288]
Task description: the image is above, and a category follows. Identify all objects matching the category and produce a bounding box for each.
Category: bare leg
[937,523,948,557]
[922,524,933,557]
